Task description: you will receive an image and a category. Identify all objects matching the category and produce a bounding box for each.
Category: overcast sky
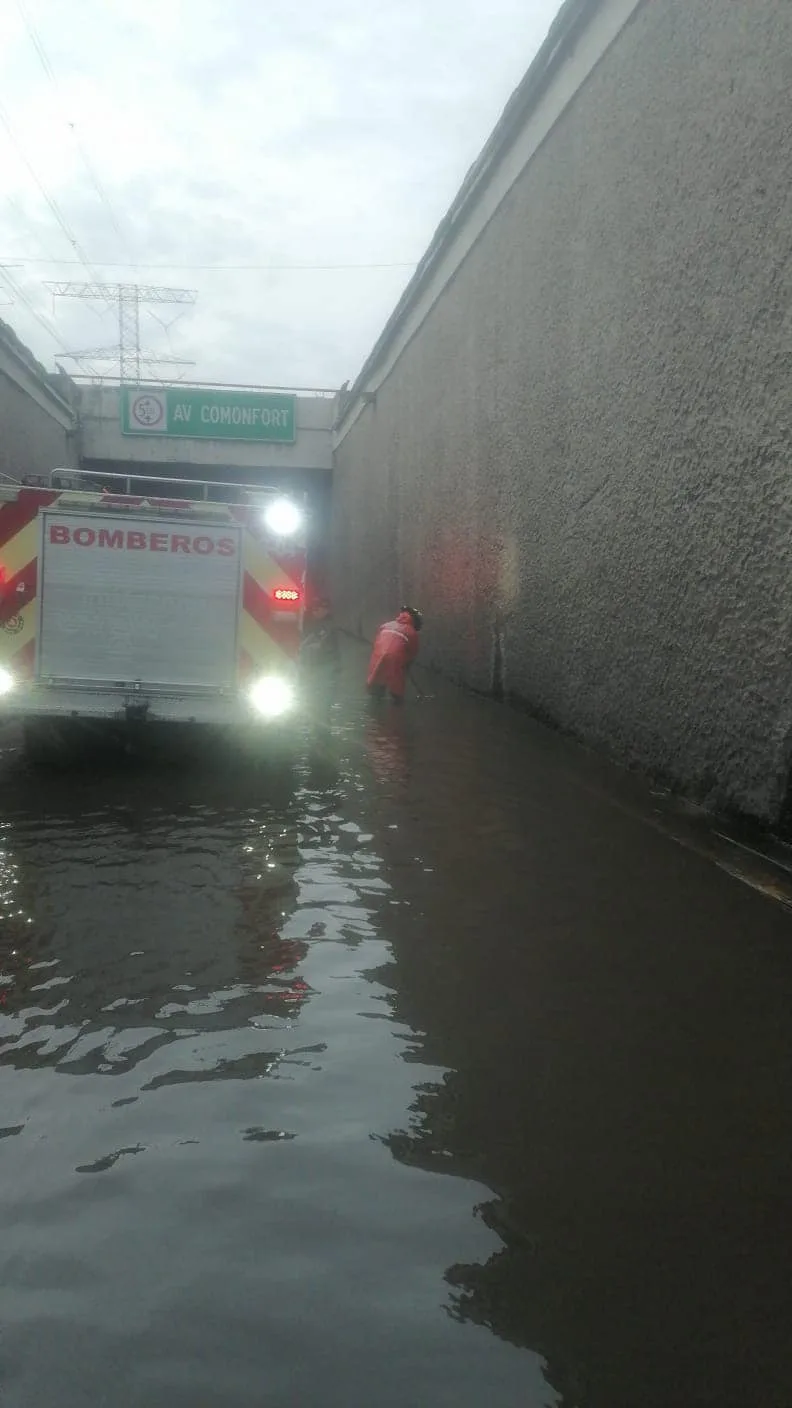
[0,0,561,389]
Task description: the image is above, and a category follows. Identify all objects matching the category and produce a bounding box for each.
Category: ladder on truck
[49,467,301,509]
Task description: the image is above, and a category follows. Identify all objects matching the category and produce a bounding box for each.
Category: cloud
[0,0,561,385]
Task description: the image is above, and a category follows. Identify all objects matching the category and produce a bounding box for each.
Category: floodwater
[2,651,792,1408]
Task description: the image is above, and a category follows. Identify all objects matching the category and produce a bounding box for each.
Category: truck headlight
[0,667,16,696]
[263,498,302,537]
[248,675,295,719]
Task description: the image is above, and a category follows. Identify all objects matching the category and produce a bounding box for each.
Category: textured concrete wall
[332,0,792,822]
[0,324,76,483]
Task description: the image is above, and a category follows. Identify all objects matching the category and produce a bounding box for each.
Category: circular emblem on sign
[130,393,164,429]
[2,616,24,636]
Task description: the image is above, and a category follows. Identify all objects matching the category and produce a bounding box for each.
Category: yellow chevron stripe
[0,598,37,670]
[242,533,301,595]
[1,519,39,580]
[239,611,290,670]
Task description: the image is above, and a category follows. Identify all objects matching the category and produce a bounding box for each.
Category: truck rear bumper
[0,681,298,727]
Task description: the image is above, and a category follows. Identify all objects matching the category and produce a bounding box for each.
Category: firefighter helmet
[401,605,423,632]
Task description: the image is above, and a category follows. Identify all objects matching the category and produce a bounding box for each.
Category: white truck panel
[38,512,242,689]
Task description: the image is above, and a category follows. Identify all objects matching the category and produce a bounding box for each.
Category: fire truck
[0,470,307,755]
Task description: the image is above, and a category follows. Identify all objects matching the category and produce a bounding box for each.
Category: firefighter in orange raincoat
[366,606,423,703]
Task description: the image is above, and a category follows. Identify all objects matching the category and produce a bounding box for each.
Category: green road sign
[121,387,296,443]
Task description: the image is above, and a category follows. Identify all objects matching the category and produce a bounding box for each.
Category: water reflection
[0,708,552,1408]
[0,774,312,1084]
[363,707,413,794]
[8,658,791,1408]
[368,694,792,1408]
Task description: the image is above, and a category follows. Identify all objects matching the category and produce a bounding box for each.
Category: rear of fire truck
[0,473,306,755]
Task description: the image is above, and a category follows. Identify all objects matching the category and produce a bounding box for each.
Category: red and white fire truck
[0,470,307,753]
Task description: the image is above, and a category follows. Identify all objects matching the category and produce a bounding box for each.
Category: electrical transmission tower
[45,281,198,382]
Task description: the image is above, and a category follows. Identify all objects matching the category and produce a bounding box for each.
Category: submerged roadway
[0,644,791,1408]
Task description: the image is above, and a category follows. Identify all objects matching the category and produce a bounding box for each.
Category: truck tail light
[273,587,300,604]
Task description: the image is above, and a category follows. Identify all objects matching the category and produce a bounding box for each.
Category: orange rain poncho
[366,611,421,699]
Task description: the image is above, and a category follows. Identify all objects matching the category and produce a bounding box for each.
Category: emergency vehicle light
[273,587,300,602]
[263,498,302,537]
[248,674,295,720]
[0,667,15,696]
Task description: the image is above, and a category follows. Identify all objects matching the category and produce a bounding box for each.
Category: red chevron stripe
[243,572,300,657]
[0,559,37,625]
[243,570,277,630]
[0,490,58,551]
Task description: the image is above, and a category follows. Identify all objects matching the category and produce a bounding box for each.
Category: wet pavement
[1,645,792,1408]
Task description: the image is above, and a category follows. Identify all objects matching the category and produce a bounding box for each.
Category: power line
[0,98,124,342]
[14,0,171,357]
[69,132,136,263]
[0,267,68,352]
[0,264,99,373]
[15,0,137,268]
[60,346,194,370]
[4,197,105,332]
[0,90,123,340]
[5,194,72,269]
[16,0,55,82]
[0,100,93,270]
[0,257,416,272]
